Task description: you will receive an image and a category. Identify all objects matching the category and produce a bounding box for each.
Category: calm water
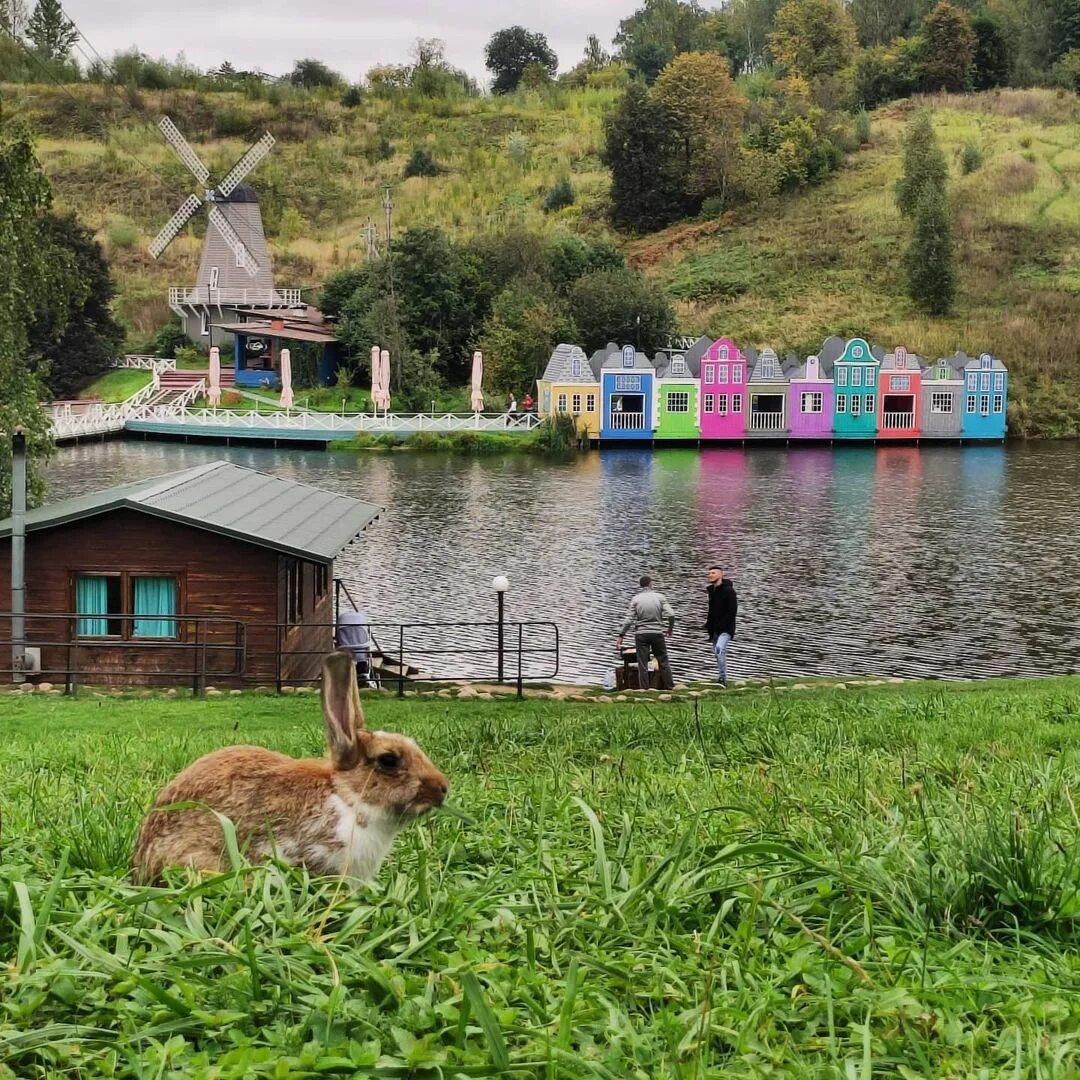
[43,439,1080,684]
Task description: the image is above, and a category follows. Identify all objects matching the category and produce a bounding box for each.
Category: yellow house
[536,343,603,439]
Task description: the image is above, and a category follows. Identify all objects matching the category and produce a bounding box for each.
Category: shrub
[340,85,364,108]
[213,109,251,138]
[506,131,530,168]
[1019,134,1032,148]
[524,413,581,454]
[107,221,138,249]
[543,178,575,213]
[854,109,872,146]
[997,155,1039,193]
[149,320,189,358]
[403,147,443,178]
[960,143,984,174]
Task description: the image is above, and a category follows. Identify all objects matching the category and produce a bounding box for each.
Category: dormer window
[571,357,582,378]
[718,346,729,359]
[852,345,864,359]
[896,355,905,369]
[621,345,635,369]
[671,356,686,375]
[980,354,993,369]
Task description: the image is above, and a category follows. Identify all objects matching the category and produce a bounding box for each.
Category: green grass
[4,677,1080,1076]
[78,368,153,402]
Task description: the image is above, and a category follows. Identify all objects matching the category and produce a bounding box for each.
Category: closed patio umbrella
[207,346,221,407]
[280,348,294,409]
[370,346,380,412]
[470,350,484,412]
[380,349,392,412]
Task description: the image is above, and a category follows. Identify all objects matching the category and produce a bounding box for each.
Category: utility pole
[383,186,395,299]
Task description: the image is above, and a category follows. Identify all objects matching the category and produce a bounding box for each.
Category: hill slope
[5,82,1079,435]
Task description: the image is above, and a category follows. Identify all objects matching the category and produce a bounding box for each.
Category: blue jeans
[712,634,731,684]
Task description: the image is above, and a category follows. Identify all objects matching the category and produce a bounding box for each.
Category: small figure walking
[522,393,535,414]
[507,395,518,416]
[617,576,675,690]
[705,565,737,687]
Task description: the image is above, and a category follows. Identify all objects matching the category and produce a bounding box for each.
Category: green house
[654,343,705,441]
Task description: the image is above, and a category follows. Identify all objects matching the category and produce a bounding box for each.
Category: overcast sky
[64,0,628,84]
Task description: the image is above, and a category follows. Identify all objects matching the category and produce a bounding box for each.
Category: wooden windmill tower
[149,117,302,346]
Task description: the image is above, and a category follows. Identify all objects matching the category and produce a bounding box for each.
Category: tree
[567,268,675,354]
[652,51,746,203]
[628,41,673,83]
[768,0,858,77]
[288,58,342,88]
[602,83,688,231]
[584,33,609,69]
[484,26,557,94]
[1049,0,1080,62]
[548,234,625,292]
[895,111,947,217]
[971,12,1013,90]
[848,0,919,46]
[31,214,123,400]
[920,0,977,92]
[726,0,783,73]
[0,124,57,511]
[1,0,28,37]
[906,180,955,315]
[26,0,78,61]
[614,0,710,69]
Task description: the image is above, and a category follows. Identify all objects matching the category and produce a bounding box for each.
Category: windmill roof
[220,183,260,204]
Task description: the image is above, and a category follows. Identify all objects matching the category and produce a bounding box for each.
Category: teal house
[832,338,880,438]
[959,352,1008,439]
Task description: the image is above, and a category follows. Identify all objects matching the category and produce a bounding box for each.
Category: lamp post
[492,575,509,683]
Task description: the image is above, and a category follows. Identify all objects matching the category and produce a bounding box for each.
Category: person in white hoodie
[616,576,675,690]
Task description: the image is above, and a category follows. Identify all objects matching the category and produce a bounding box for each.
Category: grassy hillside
[4,81,1079,434]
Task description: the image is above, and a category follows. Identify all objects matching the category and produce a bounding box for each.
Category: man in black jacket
[705,566,737,687]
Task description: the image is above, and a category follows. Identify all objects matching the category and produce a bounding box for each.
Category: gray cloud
[65,0,627,83]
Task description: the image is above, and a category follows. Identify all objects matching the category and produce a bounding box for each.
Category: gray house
[170,185,303,348]
[920,356,965,437]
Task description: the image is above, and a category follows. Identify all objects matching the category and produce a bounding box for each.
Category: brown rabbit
[132,651,448,884]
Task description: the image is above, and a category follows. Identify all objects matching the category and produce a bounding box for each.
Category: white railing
[113,355,177,372]
[168,287,304,308]
[50,376,161,440]
[126,408,542,434]
[607,411,646,430]
[747,412,786,432]
[881,411,916,430]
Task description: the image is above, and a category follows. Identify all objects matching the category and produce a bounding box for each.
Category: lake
[43,439,1080,685]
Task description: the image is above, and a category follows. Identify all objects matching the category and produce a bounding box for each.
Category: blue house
[958,352,1008,439]
[600,343,656,440]
[832,338,880,439]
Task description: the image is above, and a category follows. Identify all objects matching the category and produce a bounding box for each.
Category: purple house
[787,354,834,439]
[699,337,748,440]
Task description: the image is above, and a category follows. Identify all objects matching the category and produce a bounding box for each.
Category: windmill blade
[159,117,210,185]
[149,193,202,259]
[209,206,260,277]
[217,132,275,198]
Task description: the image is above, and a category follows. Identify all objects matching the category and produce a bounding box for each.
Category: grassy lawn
[78,368,153,403]
[4,677,1080,1076]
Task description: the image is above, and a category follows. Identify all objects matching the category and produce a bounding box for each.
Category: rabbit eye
[375,751,402,772]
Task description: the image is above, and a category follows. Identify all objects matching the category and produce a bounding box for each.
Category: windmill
[149,116,275,275]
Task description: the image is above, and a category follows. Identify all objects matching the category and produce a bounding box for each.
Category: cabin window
[621,345,635,369]
[75,572,179,639]
[800,392,823,414]
[704,364,715,383]
[732,365,743,383]
[731,395,742,414]
[931,392,953,414]
[980,355,992,369]
[866,366,876,384]
[967,374,978,390]
[704,394,715,414]
[285,558,303,625]
[586,393,596,412]
[717,366,728,384]
[209,266,219,289]
[993,394,1004,413]
[836,368,847,386]
[557,394,568,413]
[994,373,1004,391]
[851,368,861,387]
[852,345,864,358]
[571,357,582,378]
[666,392,690,413]
[836,395,847,413]
[865,394,875,413]
[759,355,779,378]
[895,353,906,369]
[670,356,686,375]
[235,247,245,268]
[966,395,976,414]
[314,563,329,600]
[132,576,178,638]
[980,373,991,392]
[980,394,990,416]
[890,376,910,391]
[75,574,123,637]
[614,374,641,392]
[199,310,210,336]
[938,366,950,380]
[718,346,729,359]
[717,395,728,415]
[851,395,861,417]
[572,394,582,415]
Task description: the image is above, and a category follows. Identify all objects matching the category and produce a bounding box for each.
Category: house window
[760,355,779,378]
[732,365,743,383]
[981,373,991,391]
[586,393,596,412]
[837,369,848,386]
[571,357,582,378]
[895,353,906,369]
[75,573,179,639]
[800,392,823,414]
[235,247,245,269]
[967,373,978,390]
[621,345,635,369]
[731,395,742,414]
[704,364,715,383]
[994,373,1004,391]
[557,394,568,413]
[704,394,715,414]
[285,558,303,626]
[938,366,950,380]
[851,345,864,358]
[966,395,976,414]
[993,394,1004,414]
[980,394,990,416]
[572,394,582,415]
[314,563,329,600]
[670,356,686,375]
[851,367,862,386]
[865,395,875,413]
[718,346,729,359]
[836,395,847,413]
[717,395,728,415]
[980,354,993,369]
[208,266,219,289]
[890,376,910,391]
[851,395,861,416]
[199,310,210,336]
[931,392,953,414]
[614,374,641,392]
[717,366,728,384]
[666,391,689,413]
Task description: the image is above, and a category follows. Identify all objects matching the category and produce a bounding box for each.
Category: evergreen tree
[971,12,1013,90]
[920,0,977,92]
[1049,0,1080,62]
[601,82,686,231]
[26,0,78,61]
[906,180,955,315]
[895,111,947,218]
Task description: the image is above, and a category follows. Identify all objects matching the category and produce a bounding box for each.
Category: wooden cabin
[832,338,880,439]
[787,354,834,439]
[877,346,922,439]
[0,461,381,688]
[744,347,789,437]
[537,343,602,438]
[699,337,748,441]
[653,341,705,440]
[920,356,965,438]
[600,344,656,440]
[958,352,1008,440]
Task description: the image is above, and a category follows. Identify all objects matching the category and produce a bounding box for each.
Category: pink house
[787,354,834,438]
[699,337,748,440]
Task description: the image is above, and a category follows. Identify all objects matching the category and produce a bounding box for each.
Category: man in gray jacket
[616,576,675,690]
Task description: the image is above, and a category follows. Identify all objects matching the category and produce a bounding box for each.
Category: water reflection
[42,440,1080,684]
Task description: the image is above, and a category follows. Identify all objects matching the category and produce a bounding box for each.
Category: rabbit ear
[321,651,365,769]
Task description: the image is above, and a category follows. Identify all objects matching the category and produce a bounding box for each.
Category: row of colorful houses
[537,337,1009,443]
